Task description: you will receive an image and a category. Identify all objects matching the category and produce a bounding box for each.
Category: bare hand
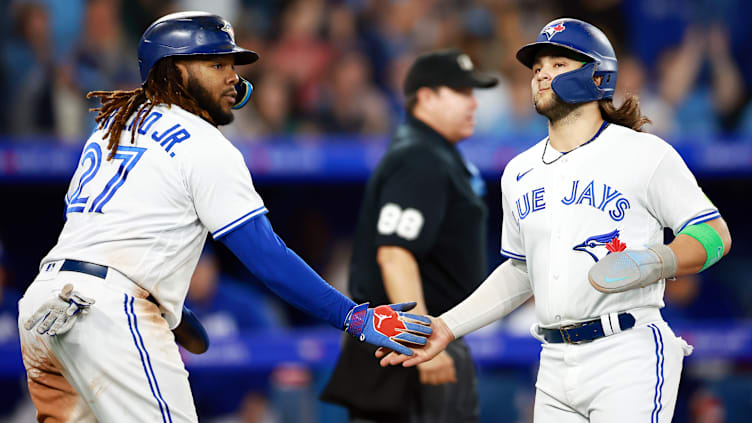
[375,316,454,368]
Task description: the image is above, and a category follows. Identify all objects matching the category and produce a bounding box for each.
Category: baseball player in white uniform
[17,12,431,422]
[379,18,732,422]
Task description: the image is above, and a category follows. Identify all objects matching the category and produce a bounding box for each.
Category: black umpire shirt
[349,114,488,316]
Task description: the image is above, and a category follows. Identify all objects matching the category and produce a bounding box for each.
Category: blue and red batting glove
[344,302,432,356]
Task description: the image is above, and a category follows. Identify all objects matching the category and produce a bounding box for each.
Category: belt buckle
[558,328,572,343]
[559,322,590,344]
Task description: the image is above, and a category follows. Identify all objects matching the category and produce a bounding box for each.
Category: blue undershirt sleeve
[217,214,356,329]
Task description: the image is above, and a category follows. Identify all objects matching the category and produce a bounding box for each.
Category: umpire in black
[321,49,498,423]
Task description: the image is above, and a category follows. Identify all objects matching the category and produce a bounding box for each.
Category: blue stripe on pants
[648,323,665,423]
[124,294,172,423]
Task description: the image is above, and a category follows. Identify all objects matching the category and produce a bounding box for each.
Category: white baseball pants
[533,308,693,423]
[18,262,198,422]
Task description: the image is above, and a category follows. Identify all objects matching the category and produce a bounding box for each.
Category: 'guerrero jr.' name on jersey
[515,179,631,222]
[101,108,191,158]
[44,104,267,329]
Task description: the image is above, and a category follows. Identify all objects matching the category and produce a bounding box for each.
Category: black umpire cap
[403,49,498,95]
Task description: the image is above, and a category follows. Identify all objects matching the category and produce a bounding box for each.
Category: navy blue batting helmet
[516,18,617,104]
[137,11,259,84]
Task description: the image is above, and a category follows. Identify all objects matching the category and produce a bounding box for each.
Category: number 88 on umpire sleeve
[377,203,425,241]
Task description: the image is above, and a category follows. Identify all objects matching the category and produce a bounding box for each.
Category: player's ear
[594,75,603,87]
[173,60,190,86]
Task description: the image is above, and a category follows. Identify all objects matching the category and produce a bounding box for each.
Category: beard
[534,89,580,124]
[185,76,234,126]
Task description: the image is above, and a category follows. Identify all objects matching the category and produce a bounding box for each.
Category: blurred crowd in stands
[2,0,752,142]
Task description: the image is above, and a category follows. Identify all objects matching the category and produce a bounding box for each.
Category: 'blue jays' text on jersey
[500,124,718,327]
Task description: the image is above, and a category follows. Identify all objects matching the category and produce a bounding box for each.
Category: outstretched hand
[376,315,455,368]
[345,301,432,356]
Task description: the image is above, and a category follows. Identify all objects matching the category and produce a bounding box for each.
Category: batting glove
[589,244,678,294]
[23,283,95,336]
[344,302,432,356]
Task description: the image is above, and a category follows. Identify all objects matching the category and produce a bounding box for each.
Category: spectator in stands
[474,63,547,141]
[623,0,751,136]
[314,50,392,135]
[384,51,416,121]
[43,0,85,61]
[613,55,675,137]
[55,0,140,139]
[324,2,392,102]
[326,4,360,55]
[705,25,747,134]
[2,1,55,135]
[267,0,333,116]
[470,4,548,141]
[655,27,718,138]
[119,0,172,43]
[224,391,279,423]
[227,71,298,138]
[653,24,745,138]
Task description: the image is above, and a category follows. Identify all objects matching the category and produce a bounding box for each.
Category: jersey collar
[406,114,456,149]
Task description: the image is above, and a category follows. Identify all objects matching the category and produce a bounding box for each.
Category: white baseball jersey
[500,123,718,328]
[42,104,267,328]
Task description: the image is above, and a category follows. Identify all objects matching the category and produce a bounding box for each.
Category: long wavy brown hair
[87,57,213,159]
[598,95,651,132]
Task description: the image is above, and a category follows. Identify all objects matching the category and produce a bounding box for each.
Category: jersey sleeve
[186,140,267,238]
[500,173,526,261]
[373,154,448,257]
[646,145,719,234]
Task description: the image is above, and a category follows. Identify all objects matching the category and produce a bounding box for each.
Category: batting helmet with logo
[137,12,258,108]
[138,11,258,83]
[516,18,617,104]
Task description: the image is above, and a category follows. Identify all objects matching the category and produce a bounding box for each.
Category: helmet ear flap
[232,77,253,109]
[516,18,617,103]
[551,62,607,104]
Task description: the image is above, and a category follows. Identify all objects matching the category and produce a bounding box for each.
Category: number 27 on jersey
[65,143,146,215]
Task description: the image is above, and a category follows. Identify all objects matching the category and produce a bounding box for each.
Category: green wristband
[678,222,724,271]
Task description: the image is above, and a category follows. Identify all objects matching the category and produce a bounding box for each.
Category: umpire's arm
[377,245,457,385]
[378,246,427,315]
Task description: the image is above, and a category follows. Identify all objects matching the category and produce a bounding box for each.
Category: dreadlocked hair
[598,95,652,132]
[87,57,214,159]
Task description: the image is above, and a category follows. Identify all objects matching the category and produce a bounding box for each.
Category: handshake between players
[24,287,434,357]
[376,240,703,368]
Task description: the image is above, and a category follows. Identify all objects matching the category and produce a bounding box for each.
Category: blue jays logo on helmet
[542,22,566,40]
[221,21,235,43]
[515,18,617,104]
[573,229,627,262]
